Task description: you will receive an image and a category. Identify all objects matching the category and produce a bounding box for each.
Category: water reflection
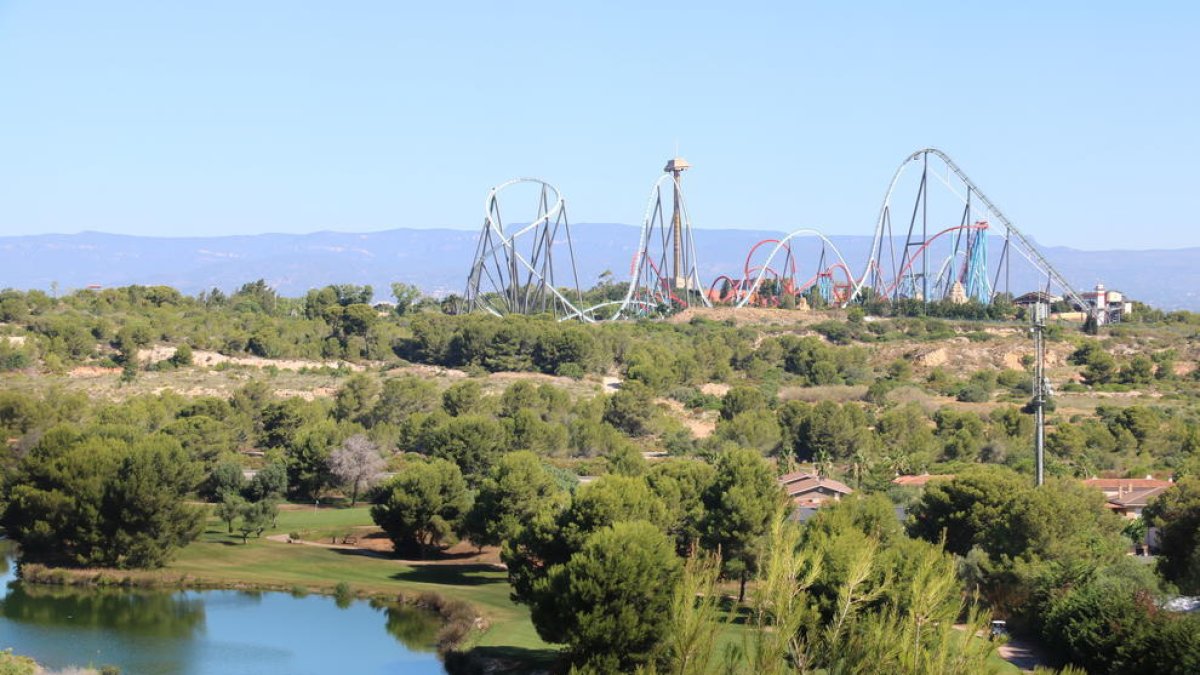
[379,601,440,652]
[0,584,206,638]
[0,541,446,673]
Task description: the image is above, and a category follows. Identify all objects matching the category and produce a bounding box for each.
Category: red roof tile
[891,474,954,487]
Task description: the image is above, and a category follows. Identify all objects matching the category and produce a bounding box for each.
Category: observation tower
[664,157,691,290]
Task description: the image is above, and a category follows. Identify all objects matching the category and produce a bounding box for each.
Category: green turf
[169,507,1024,672]
[171,506,552,653]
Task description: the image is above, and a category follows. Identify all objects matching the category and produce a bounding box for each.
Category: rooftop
[891,474,954,487]
[779,472,853,497]
[1083,477,1173,491]
[1107,486,1170,509]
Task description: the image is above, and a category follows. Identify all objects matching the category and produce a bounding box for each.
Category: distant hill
[1,225,1197,311]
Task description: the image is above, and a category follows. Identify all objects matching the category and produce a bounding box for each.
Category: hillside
[2,226,1199,310]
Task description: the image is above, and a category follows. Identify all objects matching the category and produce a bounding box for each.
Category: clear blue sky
[1,1,1196,249]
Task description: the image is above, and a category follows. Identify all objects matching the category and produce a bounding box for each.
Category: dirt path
[137,345,366,372]
[997,635,1047,672]
[953,624,1047,672]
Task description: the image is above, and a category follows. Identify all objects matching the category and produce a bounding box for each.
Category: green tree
[538,521,682,671]
[244,462,288,502]
[714,409,782,454]
[371,457,470,557]
[259,399,308,450]
[646,458,717,555]
[602,380,656,437]
[1119,355,1155,385]
[285,420,349,502]
[498,380,540,418]
[204,459,245,500]
[720,386,768,421]
[460,451,567,550]
[1144,476,1200,593]
[908,466,1127,613]
[441,379,484,416]
[169,343,194,367]
[504,474,668,611]
[604,441,648,476]
[100,441,205,568]
[779,400,873,463]
[658,553,726,675]
[1033,559,1200,675]
[1082,350,1117,385]
[368,376,439,427]
[216,492,247,533]
[2,430,205,568]
[390,282,423,316]
[333,374,380,423]
[701,447,786,600]
[232,279,278,314]
[238,499,271,543]
[416,414,508,485]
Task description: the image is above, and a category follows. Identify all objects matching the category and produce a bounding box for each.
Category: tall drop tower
[664,157,690,290]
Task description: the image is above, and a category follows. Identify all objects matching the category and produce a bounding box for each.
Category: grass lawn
[167,505,553,655]
[131,506,1026,673]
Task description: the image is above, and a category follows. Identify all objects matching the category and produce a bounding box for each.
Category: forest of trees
[3,280,1200,672]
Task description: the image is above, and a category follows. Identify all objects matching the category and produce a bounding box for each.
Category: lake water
[0,543,446,674]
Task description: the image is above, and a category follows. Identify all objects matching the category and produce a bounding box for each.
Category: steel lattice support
[851,148,1087,311]
[464,178,587,320]
[601,159,711,319]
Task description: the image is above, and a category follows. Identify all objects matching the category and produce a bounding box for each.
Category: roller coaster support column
[665,158,690,290]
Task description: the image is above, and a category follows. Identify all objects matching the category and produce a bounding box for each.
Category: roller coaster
[464,178,585,318]
[466,159,710,322]
[463,148,1086,320]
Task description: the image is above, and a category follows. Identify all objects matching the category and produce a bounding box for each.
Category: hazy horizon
[1,3,1197,249]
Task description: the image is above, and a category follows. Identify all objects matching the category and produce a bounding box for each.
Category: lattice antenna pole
[1032,301,1048,487]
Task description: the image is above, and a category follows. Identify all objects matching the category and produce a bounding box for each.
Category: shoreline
[17,562,487,655]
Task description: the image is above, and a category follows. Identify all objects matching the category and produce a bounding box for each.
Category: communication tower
[1031,301,1048,487]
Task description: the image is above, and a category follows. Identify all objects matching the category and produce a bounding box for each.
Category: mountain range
[1,225,1197,311]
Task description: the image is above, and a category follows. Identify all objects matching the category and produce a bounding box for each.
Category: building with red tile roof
[779,472,853,508]
[1082,477,1173,520]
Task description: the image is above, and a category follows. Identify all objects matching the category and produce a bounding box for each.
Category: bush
[0,649,37,675]
[956,382,992,402]
[333,581,353,607]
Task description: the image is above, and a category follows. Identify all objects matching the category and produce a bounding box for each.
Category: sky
[0,1,1197,250]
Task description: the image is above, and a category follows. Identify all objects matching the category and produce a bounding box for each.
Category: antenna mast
[1032,301,1048,487]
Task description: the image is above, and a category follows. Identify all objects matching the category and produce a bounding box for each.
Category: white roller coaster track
[575,172,710,321]
[849,148,1087,311]
[466,178,591,321]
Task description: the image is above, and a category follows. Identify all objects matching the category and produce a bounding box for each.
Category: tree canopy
[2,427,204,568]
[370,457,470,557]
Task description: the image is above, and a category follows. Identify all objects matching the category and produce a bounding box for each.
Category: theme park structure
[463,178,585,318]
[708,149,1087,311]
[464,148,1087,320]
[465,159,710,322]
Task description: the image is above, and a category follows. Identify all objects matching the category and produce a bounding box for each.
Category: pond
[0,543,446,674]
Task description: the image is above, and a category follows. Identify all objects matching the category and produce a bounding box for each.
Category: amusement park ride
[464,148,1087,322]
